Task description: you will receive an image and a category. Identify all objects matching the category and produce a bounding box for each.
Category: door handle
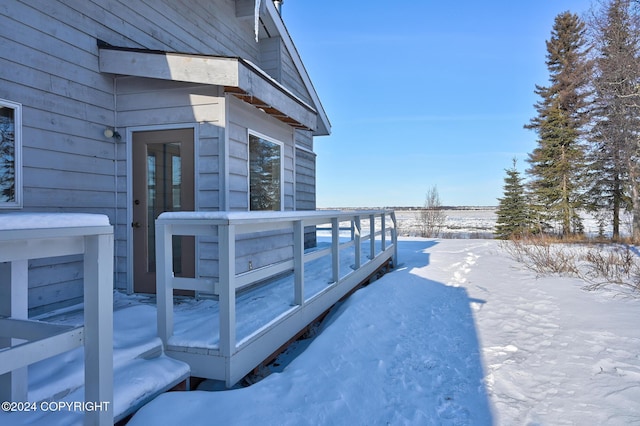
[132,222,141,228]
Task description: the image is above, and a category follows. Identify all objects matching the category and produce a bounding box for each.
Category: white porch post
[293,220,304,305]
[83,233,114,426]
[156,222,174,346]
[354,216,361,270]
[391,211,398,267]
[0,260,28,402]
[369,214,375,260]
[381,214,386,251]
[219,224,236,387]
[331,217,339,283]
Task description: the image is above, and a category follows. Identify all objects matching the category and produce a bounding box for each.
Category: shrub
[501,235,640,293]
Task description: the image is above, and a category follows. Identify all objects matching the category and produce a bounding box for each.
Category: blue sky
[283,0,594,207]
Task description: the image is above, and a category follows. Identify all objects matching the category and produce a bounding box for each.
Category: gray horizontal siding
[260,37,282,82]
[116,78,224,127]
[27,255,83,315]
[280,41,312,107]
[258,36,313,108]
[295,129,314,152]
[295,130,316,211]
[197,230,295,284]
[198,122,222,211]
[5,0,126,309]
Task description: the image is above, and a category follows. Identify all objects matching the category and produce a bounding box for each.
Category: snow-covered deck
[155,210,398,387]
[0,210,397,424]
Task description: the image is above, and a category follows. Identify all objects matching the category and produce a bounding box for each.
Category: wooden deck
[155,210,398,387]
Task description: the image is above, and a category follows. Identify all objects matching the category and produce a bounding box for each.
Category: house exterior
[0,0,330,314]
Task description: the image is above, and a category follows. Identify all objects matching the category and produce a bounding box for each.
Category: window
[249,132,282,211]
[0,99,21,208]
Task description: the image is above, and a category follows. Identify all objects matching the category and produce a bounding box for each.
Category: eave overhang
[98,46,318,132]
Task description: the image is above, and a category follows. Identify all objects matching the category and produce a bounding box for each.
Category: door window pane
[0,100,21,207]
[146,143,183,272]
[249,134,281,211]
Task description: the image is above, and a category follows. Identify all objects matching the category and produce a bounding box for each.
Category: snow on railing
[154,209,397,386]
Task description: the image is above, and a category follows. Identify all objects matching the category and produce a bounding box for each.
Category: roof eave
[98,46,318,132]
[260,1,331,136]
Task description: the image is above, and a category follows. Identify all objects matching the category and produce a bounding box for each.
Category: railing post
[0,260,28,403]
[331,217,339,283]
[293,220,304,305]
[83,232,114,425]
[391,211,398,267]
[369,214,375,260]
[354,216,361,269]
[219,223,236,387]
[156,222,174,347]
[381,213,386,251]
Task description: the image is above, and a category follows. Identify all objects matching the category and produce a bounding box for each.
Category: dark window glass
[249,134,281,211]
[0,106,16,203]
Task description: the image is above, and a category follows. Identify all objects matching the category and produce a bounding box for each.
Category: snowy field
[394,207,634,239]
[394,208,497,238]
[128,238,640,425]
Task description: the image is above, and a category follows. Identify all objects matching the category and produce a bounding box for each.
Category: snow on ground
[394,207,635,239]
[129,238,640,425]
[425,240,640,425]
[394,208,497,238]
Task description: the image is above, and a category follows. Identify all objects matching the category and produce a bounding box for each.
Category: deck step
[0,302,191,425]
[110,353,191,423]
[1,352,190,425]
[1,337,190,425]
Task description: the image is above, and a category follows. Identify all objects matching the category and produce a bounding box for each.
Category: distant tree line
[496,0,640,242]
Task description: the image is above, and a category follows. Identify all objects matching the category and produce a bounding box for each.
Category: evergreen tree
[525,11,592,236]
[584,102,631,238]
[495,159,529,239]
[587,0,640,240]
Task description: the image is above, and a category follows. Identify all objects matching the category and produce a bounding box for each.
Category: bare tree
[418,186,447,237]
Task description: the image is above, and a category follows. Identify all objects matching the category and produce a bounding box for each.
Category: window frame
[247,130,284,212]
[0,98,22,209]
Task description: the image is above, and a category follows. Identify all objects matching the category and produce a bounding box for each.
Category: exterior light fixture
[104,128,121,140]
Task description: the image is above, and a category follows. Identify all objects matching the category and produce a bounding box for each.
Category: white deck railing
[0,213,113,426]
[155,210,397,386]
